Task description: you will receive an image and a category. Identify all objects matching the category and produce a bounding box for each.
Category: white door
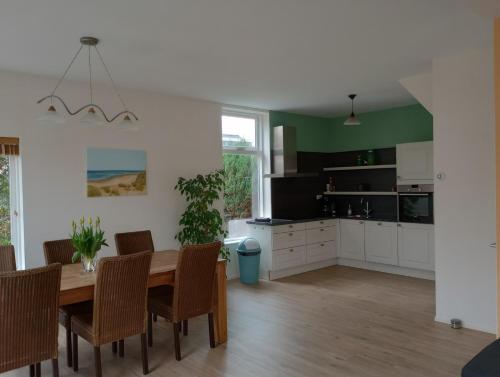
[339,219,365,261]
[365,221,398,265]
[397,222,434,271]
[396,141,433,184]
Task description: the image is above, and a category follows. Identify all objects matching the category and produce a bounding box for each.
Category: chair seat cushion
[71,313,94,343]
[462,339,500,377]
[148,286,174,321]
[59,301,93,328]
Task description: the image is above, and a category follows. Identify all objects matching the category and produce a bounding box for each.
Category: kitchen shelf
[324,191,397,196]
[323,164,396,172]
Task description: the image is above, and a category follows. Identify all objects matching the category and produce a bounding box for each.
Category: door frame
[495,17,500,337]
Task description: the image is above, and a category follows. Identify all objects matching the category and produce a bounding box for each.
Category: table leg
[213,261,227,345]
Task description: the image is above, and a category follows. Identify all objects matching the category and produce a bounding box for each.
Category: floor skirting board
[336,258,435,280]
[434,316,496,335]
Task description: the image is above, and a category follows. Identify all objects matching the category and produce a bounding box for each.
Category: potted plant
[175,169,230,260]
[70,216,108,272]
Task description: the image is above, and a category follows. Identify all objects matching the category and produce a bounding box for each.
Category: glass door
[0,155,23,268]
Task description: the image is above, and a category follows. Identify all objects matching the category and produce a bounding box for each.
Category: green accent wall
[270,104,433,153]
[328,104,433,152]
[270,111,332,152]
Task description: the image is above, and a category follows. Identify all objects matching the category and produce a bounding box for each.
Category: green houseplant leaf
[175,169,230,260]
[70,216,109,264]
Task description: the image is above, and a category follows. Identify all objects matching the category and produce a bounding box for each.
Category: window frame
[222,107,270,240]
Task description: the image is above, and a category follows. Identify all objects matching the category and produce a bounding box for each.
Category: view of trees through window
[0,156,10,245]
[223,153,254,222]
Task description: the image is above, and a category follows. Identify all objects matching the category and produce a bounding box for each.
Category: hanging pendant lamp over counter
[344,94,361,126]
[37,36,139,130]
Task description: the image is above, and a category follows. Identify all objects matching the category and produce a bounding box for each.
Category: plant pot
[81,255,97,272]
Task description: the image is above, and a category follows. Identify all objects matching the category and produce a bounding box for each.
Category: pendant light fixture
[37,36,139,129]
[343,94,361,126]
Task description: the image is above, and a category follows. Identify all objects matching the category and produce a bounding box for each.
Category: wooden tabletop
[59,249,228,344]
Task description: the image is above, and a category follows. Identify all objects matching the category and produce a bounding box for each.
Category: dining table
[59,250,228,345]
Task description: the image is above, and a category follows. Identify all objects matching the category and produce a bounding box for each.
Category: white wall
[0,71,224,268]
[399,73,433,114]
[433,48,497,333]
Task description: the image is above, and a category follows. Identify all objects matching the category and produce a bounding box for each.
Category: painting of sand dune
[87,148,147,197]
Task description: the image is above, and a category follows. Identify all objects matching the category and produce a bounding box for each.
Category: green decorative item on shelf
[175,169,230,260]
[367,150,375,165]
[70,216,108,272]
[356,155,363,166]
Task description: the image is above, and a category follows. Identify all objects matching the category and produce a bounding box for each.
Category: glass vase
[81,255,97,272]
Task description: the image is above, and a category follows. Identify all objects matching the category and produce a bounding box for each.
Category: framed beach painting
[86,148,147,197]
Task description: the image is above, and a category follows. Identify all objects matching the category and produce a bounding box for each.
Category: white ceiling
[0,0,493,117]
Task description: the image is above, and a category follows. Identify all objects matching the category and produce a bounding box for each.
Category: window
[0,137,23,268]
[222,108,269,239]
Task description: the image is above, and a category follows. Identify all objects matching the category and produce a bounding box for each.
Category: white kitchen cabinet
[339,219,365,261]
[365,221,398,265]
[397,222,434,271]
[306,241,336,264]
[248,219,337,280]
[272,246,307,270]
[396,141,433,184]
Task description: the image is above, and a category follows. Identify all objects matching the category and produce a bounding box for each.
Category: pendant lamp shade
[80,107,104,126]
[344,94,361,126]
[37,105,66,125]
[119,114,140,131]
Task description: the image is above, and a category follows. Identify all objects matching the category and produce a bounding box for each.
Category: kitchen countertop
[246,216,399,226]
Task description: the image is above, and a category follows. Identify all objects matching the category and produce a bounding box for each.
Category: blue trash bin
[237,238,261,284]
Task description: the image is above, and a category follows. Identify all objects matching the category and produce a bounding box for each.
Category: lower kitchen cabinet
[339,219,365,261]
[248,219,337,280]
[397,222,435,271]
[272,246,307,270]
[339,219,434,273]
[365,221,398,265]
[307,241,336,264]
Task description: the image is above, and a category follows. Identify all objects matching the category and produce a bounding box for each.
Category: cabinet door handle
[320,243,324,247]
[359,221,364,224]
[489,243,496,248]
[289,248,294,252]
[397,224,402,227]
[397,175,402,180]
[289,233,293,236]
[288,225,293,228]
[378,222,382,226]
[320,228,324,232]
[319,221,324,224]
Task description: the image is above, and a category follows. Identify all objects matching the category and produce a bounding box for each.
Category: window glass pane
[0,156,10,245]
[223,153,256,238]
[222,115,256,148]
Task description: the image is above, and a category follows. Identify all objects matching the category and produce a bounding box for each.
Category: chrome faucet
[362,199,373,218]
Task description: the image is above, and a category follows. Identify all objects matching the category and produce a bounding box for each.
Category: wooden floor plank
[4,265,493,377]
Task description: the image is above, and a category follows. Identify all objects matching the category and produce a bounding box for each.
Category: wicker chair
[71,251,153,377]
[0,244,16,272]
[147,241,221,361]
[43,239,92,368]
[0,263,62,377]
[115,230,162,328]
[115,230,155,256]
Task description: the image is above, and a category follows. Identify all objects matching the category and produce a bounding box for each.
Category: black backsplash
[271,148,398,220]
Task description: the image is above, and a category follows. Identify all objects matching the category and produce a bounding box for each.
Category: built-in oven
[397,184,434,224]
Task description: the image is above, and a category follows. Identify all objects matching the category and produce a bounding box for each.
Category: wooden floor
[6,266,494,377]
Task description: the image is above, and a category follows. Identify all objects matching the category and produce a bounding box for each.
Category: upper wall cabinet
[396,141,433,185]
